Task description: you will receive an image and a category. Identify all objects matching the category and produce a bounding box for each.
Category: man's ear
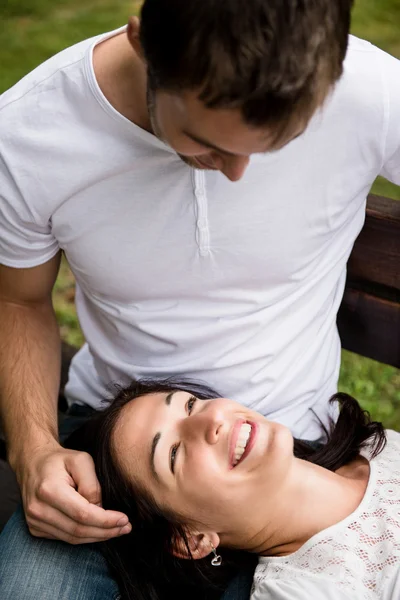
[127,16,144,59]
[172,531,221,561]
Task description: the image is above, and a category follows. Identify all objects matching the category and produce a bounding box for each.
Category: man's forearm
[0,300,61,470]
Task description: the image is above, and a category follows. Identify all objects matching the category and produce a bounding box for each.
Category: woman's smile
[230,421,259,469]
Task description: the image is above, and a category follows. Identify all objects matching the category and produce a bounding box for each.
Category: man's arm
[0,254,62,466]
[0,255,131,543]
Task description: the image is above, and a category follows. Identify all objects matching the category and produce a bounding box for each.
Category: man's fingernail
[117,517,128,527]
[120,524,132,534]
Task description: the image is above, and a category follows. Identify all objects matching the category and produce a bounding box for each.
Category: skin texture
[113,391,370,560]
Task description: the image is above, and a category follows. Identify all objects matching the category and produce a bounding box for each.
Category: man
[0,0,399,598]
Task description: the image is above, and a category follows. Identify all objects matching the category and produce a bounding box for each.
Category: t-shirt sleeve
[251,574,354,600]
[0,153,60,268]
[379,50,400,186]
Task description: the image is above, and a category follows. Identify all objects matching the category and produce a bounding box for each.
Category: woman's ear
[127,16,144,59]
[172,531,220,561]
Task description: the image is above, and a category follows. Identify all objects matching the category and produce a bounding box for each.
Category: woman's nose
[180,400,224,445]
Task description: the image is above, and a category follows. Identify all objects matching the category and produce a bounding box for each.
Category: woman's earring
[210,543,222,567]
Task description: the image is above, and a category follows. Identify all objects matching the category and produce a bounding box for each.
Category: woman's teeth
[233,423,252,466]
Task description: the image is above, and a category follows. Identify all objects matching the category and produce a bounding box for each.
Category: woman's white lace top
[251,430,400,600]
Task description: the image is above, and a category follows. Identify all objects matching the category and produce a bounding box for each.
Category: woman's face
[112,391,294,545]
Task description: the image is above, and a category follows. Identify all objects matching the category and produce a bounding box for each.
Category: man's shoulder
[0,29,117,119]
[0,30,120,221]
[344,34,399,83]
[346,35,375,55]
[327,35,399,125]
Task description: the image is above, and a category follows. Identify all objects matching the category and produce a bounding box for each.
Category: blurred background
[1,0,399,428]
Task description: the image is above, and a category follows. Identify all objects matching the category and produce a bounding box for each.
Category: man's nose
[180,400,224,445]
[221,156,250,181]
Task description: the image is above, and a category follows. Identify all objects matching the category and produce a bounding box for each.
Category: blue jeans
[0,404,253,600]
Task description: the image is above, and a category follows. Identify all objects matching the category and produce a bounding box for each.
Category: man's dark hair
[139,0,354,143]
[66,379,385,600]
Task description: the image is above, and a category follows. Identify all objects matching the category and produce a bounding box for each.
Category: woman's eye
[186,396,197,415]
[170,397,197,473]
[170,443,179,474]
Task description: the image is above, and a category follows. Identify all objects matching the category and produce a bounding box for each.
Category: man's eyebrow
[182,130,237,157]
[149,391,177,480]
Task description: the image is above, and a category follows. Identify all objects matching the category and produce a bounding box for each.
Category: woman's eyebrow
[165,391,175,405]
[150,432,161,481]
[149,391,177,480]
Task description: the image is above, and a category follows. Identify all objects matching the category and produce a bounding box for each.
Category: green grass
[1,0,399,428]
[0,0,137,91]
[352,0,400,57]
[53,257,85,348]
[339,351,400,430]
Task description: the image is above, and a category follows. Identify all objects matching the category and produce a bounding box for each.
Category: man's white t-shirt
[0,29,399,439]
[251,430,400,600]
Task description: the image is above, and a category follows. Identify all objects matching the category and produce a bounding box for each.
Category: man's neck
[92,30,152,132]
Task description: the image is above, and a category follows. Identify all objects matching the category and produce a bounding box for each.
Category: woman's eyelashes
[169,396,198,474]
[170,444,179,474]
[186,395,197,415]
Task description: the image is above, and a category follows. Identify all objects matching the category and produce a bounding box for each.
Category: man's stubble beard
[146,84,213,171]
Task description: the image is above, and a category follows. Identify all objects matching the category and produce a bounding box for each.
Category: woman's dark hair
[139,0,354,142]
[65,380,386,600]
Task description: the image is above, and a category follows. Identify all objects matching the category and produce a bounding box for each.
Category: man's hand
[0,260,130,544]
[15,441,131,544]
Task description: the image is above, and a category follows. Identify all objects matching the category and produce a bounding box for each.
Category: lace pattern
[253,431,400,599]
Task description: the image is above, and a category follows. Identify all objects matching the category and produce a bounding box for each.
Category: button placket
[193,169,210,256]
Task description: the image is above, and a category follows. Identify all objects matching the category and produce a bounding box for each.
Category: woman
[66,379,400,600]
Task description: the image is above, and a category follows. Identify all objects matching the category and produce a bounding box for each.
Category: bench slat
[338,194,400,369]
[347,194,400,292]
[338,288,400,369]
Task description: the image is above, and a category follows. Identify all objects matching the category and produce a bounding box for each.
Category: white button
[197,219,208,230]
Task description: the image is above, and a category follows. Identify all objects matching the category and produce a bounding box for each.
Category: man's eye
[170,443,180,474]
[186,396,197,415]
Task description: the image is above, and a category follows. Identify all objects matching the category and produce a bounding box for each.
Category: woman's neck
[237,456,370,558]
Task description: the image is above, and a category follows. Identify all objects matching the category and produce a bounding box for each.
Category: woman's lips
[229,420,258,469]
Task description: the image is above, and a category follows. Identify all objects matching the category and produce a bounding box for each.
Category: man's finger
[29,528,57,540]
[28,509,132,543]
[65,453,103,506]
[45,483,129,528]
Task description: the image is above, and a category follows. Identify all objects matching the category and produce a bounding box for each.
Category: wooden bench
[337,194,400,369]
[0,193,399,530]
